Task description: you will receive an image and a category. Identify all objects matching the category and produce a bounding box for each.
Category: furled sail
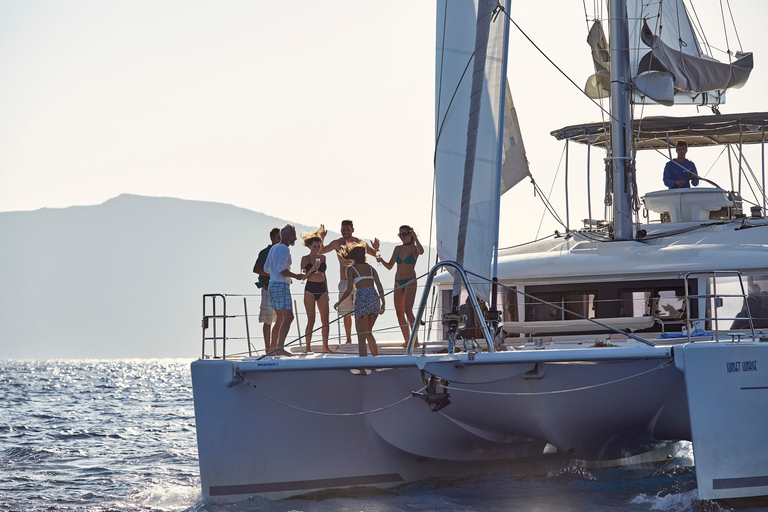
[434,0,525,301]
[585,0,753,105]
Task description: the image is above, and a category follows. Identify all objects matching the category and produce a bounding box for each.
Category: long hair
[339,240,367,264]
[301,226,324,248]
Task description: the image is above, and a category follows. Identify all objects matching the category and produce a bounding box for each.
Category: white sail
[501,84,531,193]
[435,0,523,301]
[585,0,753,105]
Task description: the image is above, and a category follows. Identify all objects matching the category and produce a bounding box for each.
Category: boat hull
[676,342,768,500]
[191,348,688,501]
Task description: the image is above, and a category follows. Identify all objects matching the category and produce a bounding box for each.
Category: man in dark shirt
[253,227,280,350]
[663,140,700,189]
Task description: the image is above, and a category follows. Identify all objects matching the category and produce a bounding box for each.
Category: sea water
[1,359,764,512]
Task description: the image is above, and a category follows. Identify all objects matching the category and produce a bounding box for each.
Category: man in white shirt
[264,223,306,356]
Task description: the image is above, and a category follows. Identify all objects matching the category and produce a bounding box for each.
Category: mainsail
[434,0,528,301]
[586,0,753,105]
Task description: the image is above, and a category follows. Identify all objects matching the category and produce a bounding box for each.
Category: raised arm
[366,238,379,257]
[412,232,424,256]
[320,238,338,255]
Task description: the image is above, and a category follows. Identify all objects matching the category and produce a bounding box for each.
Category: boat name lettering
[257,362,279,367]
[726,361,758,373]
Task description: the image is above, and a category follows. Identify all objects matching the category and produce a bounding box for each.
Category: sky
[1,0,767,248]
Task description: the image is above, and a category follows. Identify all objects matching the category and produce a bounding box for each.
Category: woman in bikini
[377,225,424,347]
[300,227,331,353]
[334,240,385,357]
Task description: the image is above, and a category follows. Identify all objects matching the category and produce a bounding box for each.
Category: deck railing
[683,270,756,342]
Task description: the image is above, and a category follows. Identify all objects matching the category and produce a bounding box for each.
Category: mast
[490,0,512,315]
[608,0,633,240]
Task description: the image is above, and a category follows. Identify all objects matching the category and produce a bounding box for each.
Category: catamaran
[192,0,768,503]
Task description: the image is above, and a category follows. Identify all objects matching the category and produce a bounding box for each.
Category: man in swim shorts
[321,220,379,344]
[264,224,306,356]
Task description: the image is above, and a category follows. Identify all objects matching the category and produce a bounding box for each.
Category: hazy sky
[1,1,767,247]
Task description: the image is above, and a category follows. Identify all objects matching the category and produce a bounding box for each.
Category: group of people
[253,220,424,357]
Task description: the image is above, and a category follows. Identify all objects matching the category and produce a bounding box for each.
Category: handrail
[683,270,756,342]
[407,261,495,355]
[202,294,227,359]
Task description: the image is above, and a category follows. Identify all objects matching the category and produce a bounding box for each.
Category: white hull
[677,342,768,500]
[191,346,689,501]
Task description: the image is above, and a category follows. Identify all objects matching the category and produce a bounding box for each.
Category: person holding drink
[300,226,331,353]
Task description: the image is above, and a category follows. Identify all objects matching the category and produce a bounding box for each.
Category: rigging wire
[428,2,449,269]
[581,0,590,33]
[535,144,569,238]
[731,145,765,202]
[499,8,617,129]
[718,0,732,62]
[724,0,742,51]
[687,1,713,57]
[498,233,555,252]
[441,3,758,240]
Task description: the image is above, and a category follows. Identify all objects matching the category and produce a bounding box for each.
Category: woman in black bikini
[300,227,331,353]
[377,225,424,347]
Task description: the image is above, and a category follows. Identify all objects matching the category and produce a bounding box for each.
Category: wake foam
[630,489,730,511]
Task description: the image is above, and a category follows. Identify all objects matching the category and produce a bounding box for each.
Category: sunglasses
[398,232,410,238]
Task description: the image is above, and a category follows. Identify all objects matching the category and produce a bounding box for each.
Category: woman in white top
[334,241,385,356]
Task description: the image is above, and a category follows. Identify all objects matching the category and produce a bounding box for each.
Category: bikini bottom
[395,277,416,288]
[305,280,328,300]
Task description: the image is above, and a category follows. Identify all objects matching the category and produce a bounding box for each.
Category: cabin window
[524,280,697,331]
[503,288,519,322]
[618,286,688,321]
[652,289,686,320]
[525,291,596,321]
[620,290,652,317]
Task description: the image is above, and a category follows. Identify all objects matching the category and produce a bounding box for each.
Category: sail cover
[434,0,526,301]
[585,0,753,105]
